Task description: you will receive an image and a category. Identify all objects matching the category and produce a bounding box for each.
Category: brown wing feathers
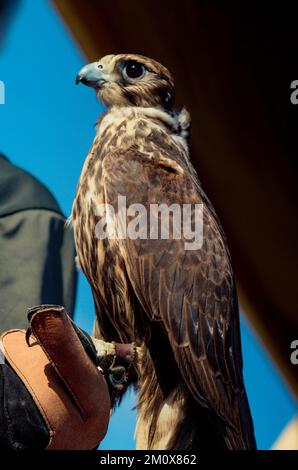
[102,149,256,449]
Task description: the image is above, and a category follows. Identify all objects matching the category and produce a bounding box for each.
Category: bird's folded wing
[101,148,248,435]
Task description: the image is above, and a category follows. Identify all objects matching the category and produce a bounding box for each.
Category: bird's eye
[123,61,145,80]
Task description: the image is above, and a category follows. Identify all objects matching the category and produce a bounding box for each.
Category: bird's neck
[95,105,190,151]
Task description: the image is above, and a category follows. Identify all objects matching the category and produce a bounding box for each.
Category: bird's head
[76,53,175,110]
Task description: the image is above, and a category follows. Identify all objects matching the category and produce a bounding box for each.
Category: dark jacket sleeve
[0,155,77,330]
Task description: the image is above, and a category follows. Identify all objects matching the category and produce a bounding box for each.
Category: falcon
[73,54,256,450]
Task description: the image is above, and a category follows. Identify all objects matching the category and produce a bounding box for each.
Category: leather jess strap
[1,305,110,450]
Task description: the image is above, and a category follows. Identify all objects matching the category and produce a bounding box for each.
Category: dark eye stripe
[122,89,138,105]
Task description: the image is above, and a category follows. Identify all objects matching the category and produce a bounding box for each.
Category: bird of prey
[73,54,256,450]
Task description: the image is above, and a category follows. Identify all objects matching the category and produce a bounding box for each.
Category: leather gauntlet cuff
[0,305,111,450]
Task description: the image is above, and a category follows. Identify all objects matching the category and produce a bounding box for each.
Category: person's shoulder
[0,154,63,217]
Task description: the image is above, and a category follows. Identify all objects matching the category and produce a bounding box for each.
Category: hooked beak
[76,62,107,88]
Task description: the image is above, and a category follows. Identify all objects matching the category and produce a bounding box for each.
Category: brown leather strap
[114,342,136,364]
[1,306,110,450]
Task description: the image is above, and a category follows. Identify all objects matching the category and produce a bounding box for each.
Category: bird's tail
[176,392,256,450]
[215,391,257,450]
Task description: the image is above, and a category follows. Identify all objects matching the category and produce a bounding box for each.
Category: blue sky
[0,0,296,450]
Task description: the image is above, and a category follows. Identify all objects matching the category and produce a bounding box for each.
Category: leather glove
[0,305,135,450]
